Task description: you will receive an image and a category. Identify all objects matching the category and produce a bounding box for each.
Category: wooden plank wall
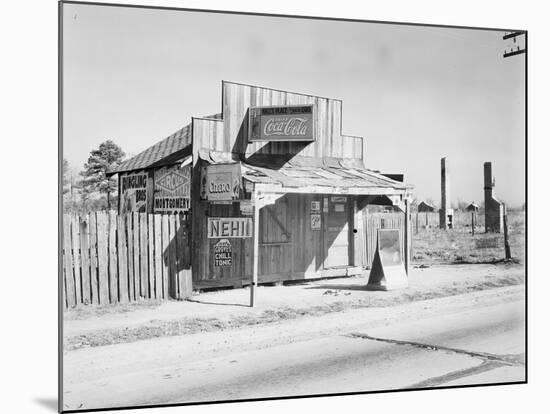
[258,195,297,278]
[221,82,364,160]
[193,117,225,154]
[62,212,191,309]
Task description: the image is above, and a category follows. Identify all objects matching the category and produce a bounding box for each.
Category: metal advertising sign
[153,165,191,213]
[378,229,402,266]
[239,200,254,216]
[331,196,347,203]
[310,213,321,230]
[213,239,233,267]
[200,163,241,201]
[120,172,148,213]
[249,105,315,142]
[207,217,253,239]
[310,201,321,213]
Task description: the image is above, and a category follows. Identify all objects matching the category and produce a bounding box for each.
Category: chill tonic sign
[249,105,315,142]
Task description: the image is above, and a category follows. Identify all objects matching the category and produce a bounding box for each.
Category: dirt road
[62,285,525,411]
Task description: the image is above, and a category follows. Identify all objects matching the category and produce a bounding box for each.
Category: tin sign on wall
[120,172,148,213]
[249,105,315,142]
[200,163,241,201]
[311,201,321,213]
[154,165,191,213]
[213,239,233,267]
[311,213,321,230]
[208,217,253,239]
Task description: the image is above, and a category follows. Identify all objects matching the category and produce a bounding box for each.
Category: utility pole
[502,31,526,58]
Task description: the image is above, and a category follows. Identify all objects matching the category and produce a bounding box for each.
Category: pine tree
[63,158,71,195]
[80,140,125,210]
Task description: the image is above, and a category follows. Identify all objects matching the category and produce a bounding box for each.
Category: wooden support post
[415,212,419,235]
[503,205,512,260]
[250,188,260,307]
[471,211,475,236]
[404,198,410,276]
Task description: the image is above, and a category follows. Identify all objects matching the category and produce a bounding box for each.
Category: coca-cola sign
[249,105,315,142]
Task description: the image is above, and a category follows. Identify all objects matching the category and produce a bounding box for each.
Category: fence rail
[62,212,191,309]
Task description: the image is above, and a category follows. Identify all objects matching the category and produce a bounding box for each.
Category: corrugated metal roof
[241,162,409,194]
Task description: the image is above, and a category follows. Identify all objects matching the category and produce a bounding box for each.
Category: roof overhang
[241,162,412,197]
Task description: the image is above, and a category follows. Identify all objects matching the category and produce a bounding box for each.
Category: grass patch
[64,269,524,351]
[412,211,525,266]
[64,299,163,320]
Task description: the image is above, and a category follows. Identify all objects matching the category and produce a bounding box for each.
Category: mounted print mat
[60,1,526,412]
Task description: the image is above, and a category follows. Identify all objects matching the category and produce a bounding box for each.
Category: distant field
[412,211,525,265]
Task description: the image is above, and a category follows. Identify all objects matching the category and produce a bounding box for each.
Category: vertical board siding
[79,215,91,304]
[126,213,135,301]
[62,211,190,309]
[132,212,141,299]
[168,215,177,298]
[96,213,109,305]
[63,215,75,308]
[70,215,82,305]
[148,214,155,298]
[117,215,129,303]
[89,212,99,305]
[108,212,118,303]
[154,214,163,299]
[139,213,148,298]
[221,82,363,160]
[161,214,170,299]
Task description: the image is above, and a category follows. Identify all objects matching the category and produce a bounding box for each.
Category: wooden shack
[418,201,436,213]
[109,81,412,295]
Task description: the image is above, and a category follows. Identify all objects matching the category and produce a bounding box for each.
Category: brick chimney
[484,162,504,232]
[439,157,453,229]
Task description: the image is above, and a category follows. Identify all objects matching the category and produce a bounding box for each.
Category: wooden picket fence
[62,211,191,309]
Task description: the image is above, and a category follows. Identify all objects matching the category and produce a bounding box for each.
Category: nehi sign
[208,217,253,239]
[249,105,315,142]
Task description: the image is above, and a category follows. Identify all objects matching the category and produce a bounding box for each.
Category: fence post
[108,211,119,303]
[404,199,410,276]
[503,205,512,260]
[79,215,91,304]
[63,214,75,308]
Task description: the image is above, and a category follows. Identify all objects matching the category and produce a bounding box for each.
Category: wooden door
[323,196,350,268]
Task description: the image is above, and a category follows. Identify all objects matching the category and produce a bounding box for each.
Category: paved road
[63,286,525,411]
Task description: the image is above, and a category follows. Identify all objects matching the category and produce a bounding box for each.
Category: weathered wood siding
[62,212,191,309]
[192,193,366,288]
[220,82,363,160]
[193,116,225,153]
[189,83,369,288]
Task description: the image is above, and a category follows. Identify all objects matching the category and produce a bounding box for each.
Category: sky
[62,3,525,207]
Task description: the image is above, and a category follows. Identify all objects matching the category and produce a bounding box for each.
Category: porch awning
[241,160,411,196]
